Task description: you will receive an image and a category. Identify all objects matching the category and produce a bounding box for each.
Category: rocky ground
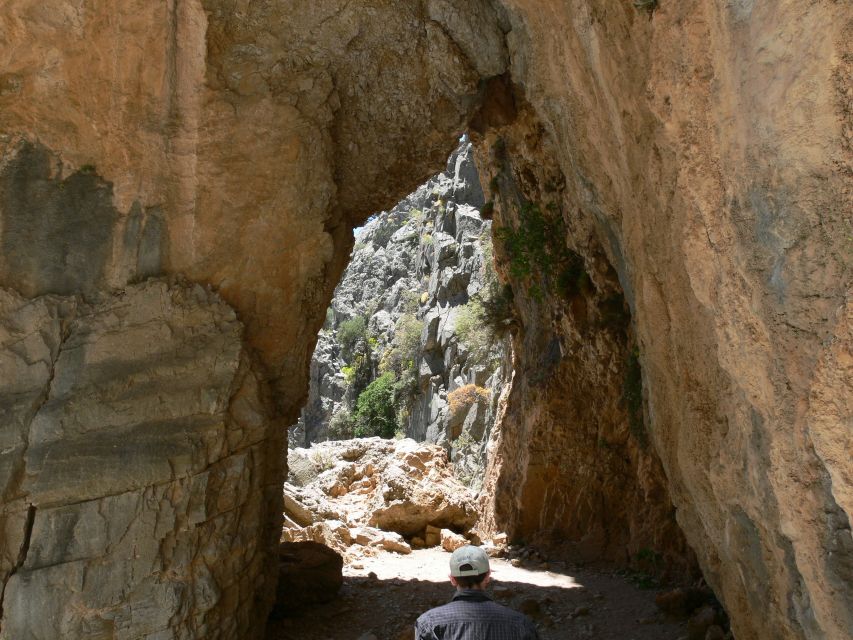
[273,438,729,640]
[283,438,480,560]
[266,546,711,640]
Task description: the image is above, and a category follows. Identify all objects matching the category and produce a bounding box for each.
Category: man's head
[449,545,491,590]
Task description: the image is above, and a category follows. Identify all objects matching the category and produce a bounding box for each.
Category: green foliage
[494,202,591,303]
[408,208,424,222]
[623,347,647,447]
[476,282,516,336]
[400,290,420,315]
[455,299,496,364]
[341,365,355,385]
[422,233,434,246]
[353,372,398,439]
[338,315,367,363]
[352,241,366,253]
[379,314,422,376]
[79,164,96,174]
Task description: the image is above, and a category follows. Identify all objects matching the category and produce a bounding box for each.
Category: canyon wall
[476,2,852,640]
[291,142,510,490]
[0,1,850,640]
[0,1,508,637]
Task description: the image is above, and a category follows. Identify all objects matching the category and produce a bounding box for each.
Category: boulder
[440,529,467,552]
[274,542,343,615]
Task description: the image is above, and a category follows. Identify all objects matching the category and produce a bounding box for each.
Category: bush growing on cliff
[338,315,367,362]
[353,372,398,438]
[455,300,494,363]
[380,314,423,375]
[447,384,490,420]
[494,201,591,303]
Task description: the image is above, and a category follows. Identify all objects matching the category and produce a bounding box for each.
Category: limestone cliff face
[0,281,280,638]
[292,142,510,491]
[474,2,852,640]
[0,1,850,639]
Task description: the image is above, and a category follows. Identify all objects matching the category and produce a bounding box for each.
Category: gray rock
[289,141,510,488]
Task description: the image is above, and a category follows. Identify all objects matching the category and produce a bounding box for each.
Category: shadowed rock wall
[476,2,852,640]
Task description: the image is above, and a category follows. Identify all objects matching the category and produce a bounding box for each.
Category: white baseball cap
[449,545,490,577]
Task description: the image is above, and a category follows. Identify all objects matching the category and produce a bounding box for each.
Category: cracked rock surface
[0,281,281,639]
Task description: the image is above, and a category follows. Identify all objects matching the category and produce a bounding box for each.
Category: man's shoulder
[416,597,531,625]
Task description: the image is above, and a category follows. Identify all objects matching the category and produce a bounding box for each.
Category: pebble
[510,558,522,567]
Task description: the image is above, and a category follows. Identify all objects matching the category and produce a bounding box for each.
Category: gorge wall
[291,142,510,490]
[0,2,850,640]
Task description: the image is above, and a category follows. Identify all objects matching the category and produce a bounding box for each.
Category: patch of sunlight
[343,547,584,590]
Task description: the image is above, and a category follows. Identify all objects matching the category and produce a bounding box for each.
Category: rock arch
[0,1,849,639]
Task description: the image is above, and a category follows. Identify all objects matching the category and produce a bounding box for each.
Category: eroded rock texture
[0,1,507,637]
[0,281,280,638]
[475,2,852,640]
[0,1,850,639]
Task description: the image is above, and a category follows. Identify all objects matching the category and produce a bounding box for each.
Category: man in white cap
[414,545,540,640]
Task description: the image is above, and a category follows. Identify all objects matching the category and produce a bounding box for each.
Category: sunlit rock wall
[0,1,508,637]
[478,2,852,639]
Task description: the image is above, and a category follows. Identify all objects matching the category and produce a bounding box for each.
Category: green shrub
[494,201,590,302]
[455,299,495,363]
[478,283,516,333]
[338,315,367,363]
[353,372,398,439]
[379,313,422,377]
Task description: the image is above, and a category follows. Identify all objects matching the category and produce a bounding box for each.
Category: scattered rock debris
[270,438,728,639]
[265,547,709,640]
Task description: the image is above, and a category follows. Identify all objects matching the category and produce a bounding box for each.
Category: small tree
[353,372,398,439]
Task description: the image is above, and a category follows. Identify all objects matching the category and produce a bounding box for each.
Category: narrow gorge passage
[0,2,848,639]
[270,144,727,639]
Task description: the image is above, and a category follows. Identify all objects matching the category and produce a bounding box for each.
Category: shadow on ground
[265,570,688,640]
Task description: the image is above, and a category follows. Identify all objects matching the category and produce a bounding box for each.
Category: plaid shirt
[415,590,540,640]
